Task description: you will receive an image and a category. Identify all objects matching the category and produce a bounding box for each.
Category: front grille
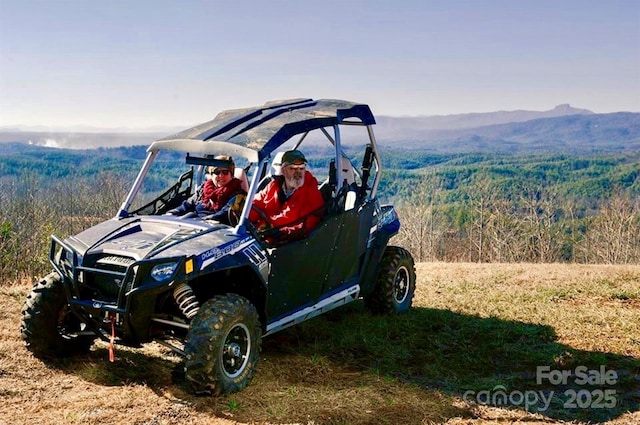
[96,255,135,269]
[81,255,135,299]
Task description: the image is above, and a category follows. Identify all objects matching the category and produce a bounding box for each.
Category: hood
[66,216,227,261]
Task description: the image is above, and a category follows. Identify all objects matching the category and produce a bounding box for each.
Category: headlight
[151,262,178,282]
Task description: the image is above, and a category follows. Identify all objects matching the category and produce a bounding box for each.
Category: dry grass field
[1,262,639,425]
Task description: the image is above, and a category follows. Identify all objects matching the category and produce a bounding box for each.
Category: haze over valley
[1,104,639,155]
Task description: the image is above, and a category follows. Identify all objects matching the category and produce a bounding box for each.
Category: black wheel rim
[221,323,251,378]
[57,305,82,341]
[393,266,410,305]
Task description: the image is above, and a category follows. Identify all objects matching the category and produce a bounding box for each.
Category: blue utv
[20,98,416,395]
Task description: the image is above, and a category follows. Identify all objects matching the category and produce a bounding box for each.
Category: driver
[249,150,325,243]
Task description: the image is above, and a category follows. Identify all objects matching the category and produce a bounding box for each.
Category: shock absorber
[173,283,200,319]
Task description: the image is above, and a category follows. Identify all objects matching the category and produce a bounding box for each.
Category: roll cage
[117,98,383,232]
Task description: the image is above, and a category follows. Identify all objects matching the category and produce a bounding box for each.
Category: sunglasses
[285,164,306,171]
[214,169,231,176]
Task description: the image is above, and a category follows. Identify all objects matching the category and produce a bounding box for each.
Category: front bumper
[50,235,190,345]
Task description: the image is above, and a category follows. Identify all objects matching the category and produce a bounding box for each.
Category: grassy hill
[2,262,638,424]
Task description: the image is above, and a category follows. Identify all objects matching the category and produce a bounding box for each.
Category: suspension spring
[173,283,200,319]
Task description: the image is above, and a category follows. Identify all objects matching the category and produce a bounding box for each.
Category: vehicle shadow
[261,303,640,423]
[43,303,639,424]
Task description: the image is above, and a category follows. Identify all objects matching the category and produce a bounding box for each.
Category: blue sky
[1,0,638,129]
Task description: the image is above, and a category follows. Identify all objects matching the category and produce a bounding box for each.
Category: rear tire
[20,272,96,357]
[364,246,416,314]
[184,294,262,395]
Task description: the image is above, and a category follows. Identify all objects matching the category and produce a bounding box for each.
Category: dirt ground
[1,262,639,425]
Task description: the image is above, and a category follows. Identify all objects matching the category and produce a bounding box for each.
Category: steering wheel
[226,194,247,227]
[250,204,273,230]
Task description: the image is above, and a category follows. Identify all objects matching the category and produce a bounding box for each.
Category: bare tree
[485,198,527,262]
[464,173,496,262]
[395,173,447,262]
[579,192,640,263]
[88,171,131,217]
[518,186,566,262]
[0,170,131,282]
[0,173,57,280]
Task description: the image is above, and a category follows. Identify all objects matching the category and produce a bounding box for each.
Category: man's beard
[285,172,305,190]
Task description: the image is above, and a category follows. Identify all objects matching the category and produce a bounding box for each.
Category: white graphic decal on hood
[200,236,254,269]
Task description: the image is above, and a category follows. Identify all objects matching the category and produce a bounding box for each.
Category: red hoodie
[200,177,244,212]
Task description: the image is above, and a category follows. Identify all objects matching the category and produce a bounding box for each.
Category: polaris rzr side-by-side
[21,98,416,395]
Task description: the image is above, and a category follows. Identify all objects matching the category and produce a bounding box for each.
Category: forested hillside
[2,142,639,204]
[391,152,640,264]
[2,105,640,279]
[1,141,639,281]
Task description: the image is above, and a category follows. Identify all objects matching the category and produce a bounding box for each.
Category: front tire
[184,294,262,395]
[20,272,96,357]
[365,246,416,314]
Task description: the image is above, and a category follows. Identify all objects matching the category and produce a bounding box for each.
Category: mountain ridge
[1,105,638,154]
[0,104,599,135]
[375,104,595,131]
[383,112,640,154]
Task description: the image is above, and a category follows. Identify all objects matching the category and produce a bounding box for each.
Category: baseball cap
[281,150,307,166]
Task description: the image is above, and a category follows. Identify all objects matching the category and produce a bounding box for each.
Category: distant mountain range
[371,105,640,154]
[374,112,640,154]
[376,104,595,131]
[1,104,639,154]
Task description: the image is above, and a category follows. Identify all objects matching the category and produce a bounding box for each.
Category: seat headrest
[340,157,356,185]
[271,151,286,176]
[234,167,249,193]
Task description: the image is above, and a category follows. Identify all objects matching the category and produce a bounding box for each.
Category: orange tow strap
[108,315,116,362]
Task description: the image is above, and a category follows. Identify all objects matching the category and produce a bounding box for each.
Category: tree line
[1,150,639,283]
[0,172,129,281]
[394,172,640,264]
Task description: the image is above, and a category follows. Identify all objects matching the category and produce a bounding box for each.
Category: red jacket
[250,171,325,242]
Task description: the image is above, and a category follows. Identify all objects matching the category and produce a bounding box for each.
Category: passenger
[249,150,325,243]
[195,155,246,223]
[167,155,245,224]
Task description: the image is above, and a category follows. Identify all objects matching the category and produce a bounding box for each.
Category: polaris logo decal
[242,244,268,270]
[108,239,155,251]
[200,236,254,269]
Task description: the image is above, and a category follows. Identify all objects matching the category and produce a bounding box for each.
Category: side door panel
[265,224,335,320]
[265,202,376,322]
[321,202,376,296]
